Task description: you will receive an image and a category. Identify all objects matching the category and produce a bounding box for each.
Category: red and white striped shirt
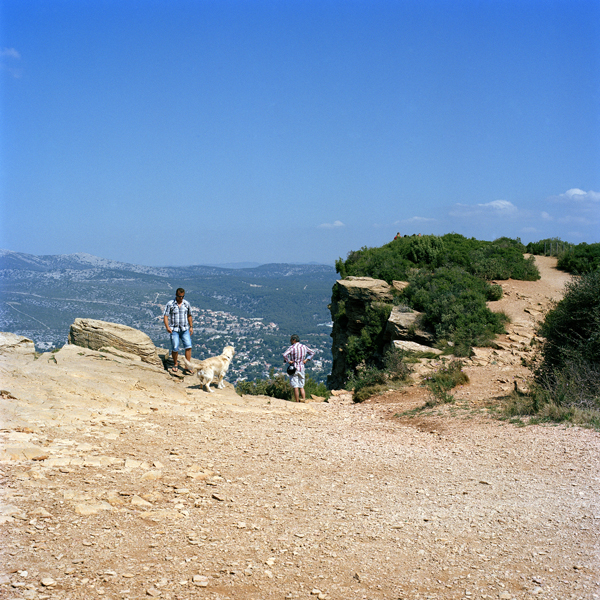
[283,342,315,373]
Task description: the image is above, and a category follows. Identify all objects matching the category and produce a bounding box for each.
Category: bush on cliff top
[333,234,536,388]
[556,243,600,274]
[536,270,600,404]
[402,267,509,355]
[336,234,539,282]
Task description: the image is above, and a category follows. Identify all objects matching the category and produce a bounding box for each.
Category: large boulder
[336,277,394,303]
[0,332,36,356]
[385,306,433,345]
[68,319,162,367]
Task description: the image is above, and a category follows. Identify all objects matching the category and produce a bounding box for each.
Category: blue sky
[1,0,598,266]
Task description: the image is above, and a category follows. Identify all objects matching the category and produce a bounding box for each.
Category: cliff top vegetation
[335,233,540,283]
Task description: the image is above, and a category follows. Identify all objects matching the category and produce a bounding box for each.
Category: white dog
[180,346,235,393]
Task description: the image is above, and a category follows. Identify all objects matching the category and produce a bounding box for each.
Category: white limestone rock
[0,332,36,356]
[68,318,162,367]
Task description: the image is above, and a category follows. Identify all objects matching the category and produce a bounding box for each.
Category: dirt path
[1,257,599,600]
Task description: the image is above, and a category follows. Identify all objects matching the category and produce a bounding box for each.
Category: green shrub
[556,242,600,274]
[487,284,503,301]
[529,270,600,415]
[383,348,412,381]
[538,270,600,377]
[493,236,526,250]
[345,302,393,372]
[504,386,600,428]
[526,237,573,257]
[304,376,332,400]
[236,371,293,400]
[503,270,600,425]
[347,365,388,403]
[347,348,413,403]
[402,267,509,353]
[422,359,469,404]
[340,244,413,282]
[524,237,600,275]
[336,233,538,282]
[235,368,331,401]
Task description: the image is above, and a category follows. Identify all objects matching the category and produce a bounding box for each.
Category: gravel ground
[1,378,599,600]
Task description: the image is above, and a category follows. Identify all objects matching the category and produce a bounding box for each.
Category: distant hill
[0,250,337,383]
[0,250,333,278]
[0,249,169,275]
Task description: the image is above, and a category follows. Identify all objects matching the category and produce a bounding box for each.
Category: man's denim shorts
[170,329,192,352]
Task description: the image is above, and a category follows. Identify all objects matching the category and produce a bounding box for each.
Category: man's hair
[176,288,185,296]
[290,334,299,343]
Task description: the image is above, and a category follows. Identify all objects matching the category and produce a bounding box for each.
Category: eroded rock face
[328,278,395,389]
[392,280,409,292]
[0,332,36,356]
[385,306,433,345]
[68,318,162,367]
[337,276,394,302]
[328,277,436,389]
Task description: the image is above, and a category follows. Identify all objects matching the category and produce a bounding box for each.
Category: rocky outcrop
[68,318,163,367]
[391,340,442,355]
[337,276,395,302]
[0,332,36,356]
[392,280,409,293]
[327,278,394,388]
[385,306,433,346]
[327,276,437,389]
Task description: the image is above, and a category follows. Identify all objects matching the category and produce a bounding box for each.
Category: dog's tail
[179,356,197,374]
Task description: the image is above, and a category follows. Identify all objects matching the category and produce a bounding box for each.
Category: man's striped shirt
[283,342,315,373]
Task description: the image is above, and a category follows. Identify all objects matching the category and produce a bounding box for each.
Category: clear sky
[1,0,598,266]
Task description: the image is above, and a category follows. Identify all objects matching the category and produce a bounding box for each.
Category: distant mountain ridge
[0,249,334,278]
[0,249,169,276]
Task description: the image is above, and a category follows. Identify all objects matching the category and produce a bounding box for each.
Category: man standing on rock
[163,288,193,373]
[283,334,315,402]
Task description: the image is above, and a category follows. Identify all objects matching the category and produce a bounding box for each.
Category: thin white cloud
[543,189,600,228]
[477,199,517,213]
[1,48,21,59]
[541,211,552,221]
[557,188,600,203]
[449,200,518,218]
[449,203,473,217]
[318,220,345,229]
[1,47,23,78]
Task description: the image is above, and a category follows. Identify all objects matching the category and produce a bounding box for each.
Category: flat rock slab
[68,318,163,367]
[0,332,35,356]
[392,340,442,354]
